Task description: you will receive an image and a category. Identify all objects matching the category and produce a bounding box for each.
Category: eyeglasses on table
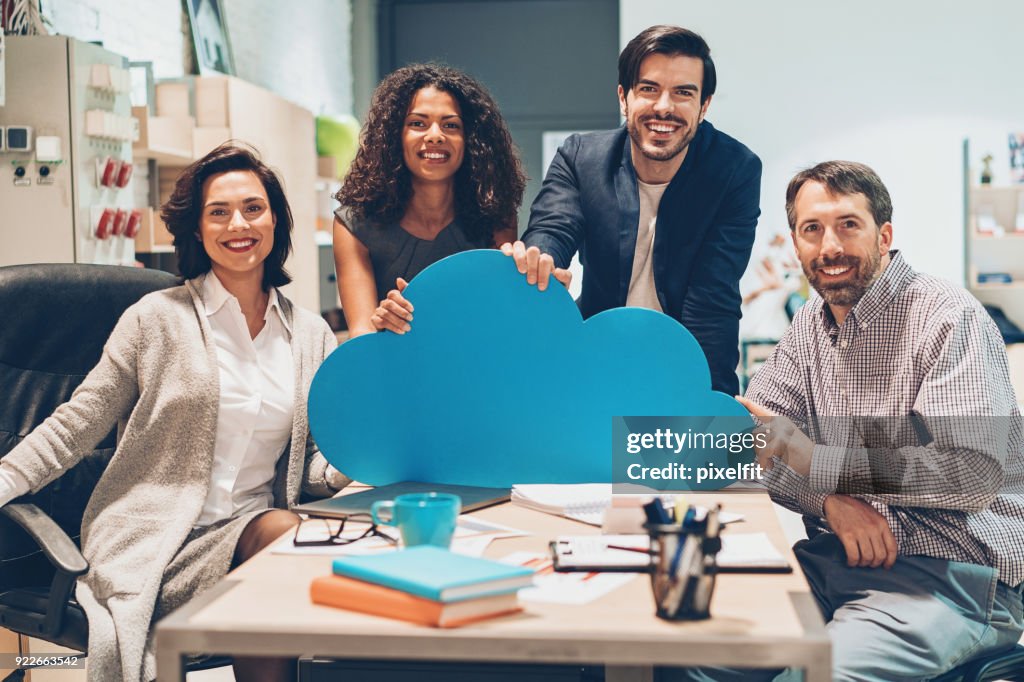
[291,512,398,548]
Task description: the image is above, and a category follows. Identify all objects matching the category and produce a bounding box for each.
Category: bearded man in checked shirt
[670,160,1024,682]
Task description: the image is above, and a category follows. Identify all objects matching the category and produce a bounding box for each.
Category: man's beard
[626,112,695,162]
[804,249,882,308]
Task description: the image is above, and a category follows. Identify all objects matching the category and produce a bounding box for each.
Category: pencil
[606,544,652,555]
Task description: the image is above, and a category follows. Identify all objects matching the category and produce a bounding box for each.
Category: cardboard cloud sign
[308,250,754,489]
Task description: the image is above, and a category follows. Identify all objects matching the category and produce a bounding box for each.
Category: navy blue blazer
[523,121,761,396]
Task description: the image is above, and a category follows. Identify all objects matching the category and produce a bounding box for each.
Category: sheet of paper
[272,517,527,556]
[500,551,639,605]
[717,531,789,569]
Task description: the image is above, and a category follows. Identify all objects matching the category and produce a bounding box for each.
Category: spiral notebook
[510,484,613,525]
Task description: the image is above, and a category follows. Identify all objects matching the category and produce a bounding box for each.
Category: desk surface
[155,492,830,681]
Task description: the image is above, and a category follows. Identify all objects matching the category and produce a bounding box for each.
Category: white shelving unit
[963,140,1024,329]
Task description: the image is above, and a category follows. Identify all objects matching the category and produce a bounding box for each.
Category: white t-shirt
[625,179,668,312]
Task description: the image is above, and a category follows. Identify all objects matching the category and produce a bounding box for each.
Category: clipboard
[549,535,651,573]
[549,533,793,574]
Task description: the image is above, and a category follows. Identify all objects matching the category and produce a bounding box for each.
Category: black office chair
[0,263,181,680]
[932,644,1024,682]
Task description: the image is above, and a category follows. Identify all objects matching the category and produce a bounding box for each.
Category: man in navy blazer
[504,25,761,396]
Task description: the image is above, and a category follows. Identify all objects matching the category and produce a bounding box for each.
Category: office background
[34,0,1024,285]
[3,0,1024,678]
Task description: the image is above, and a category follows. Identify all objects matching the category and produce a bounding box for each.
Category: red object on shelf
[111,209,128,236]
[100,157,120,187]
[115,161,133,188]
[95,208,114,239]
[125,209,143,238]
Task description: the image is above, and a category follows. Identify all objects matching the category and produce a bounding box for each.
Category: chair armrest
[1,503,88,577]
[1,503,89,639]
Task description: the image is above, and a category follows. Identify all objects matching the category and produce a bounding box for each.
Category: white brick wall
[44,0,184,78]
[223,0,352,116]
[42,0,353,116]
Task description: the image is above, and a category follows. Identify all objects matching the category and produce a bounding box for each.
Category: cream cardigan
[1,276,341,680]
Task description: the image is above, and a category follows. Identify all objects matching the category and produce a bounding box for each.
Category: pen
[606,544,652,555]
[661,533,697,614]
[674,496,687,525]
[668,505,695,575]
[690,505,722,616]
[705,504,721,540]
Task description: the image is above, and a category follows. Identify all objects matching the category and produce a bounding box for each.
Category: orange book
[310,575,522,628]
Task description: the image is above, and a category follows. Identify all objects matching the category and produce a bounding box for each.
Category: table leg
[606,665,654,682]
[801,650,831,682]
[155,646,185,682]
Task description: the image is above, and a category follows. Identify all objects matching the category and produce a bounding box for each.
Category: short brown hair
[785,160,893,230]
[161,142,293,289]
[618,25,716,104]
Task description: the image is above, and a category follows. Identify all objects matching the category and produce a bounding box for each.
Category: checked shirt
[746,250,1024,586]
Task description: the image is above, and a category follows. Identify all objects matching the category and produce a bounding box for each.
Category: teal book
[331,546,534,603]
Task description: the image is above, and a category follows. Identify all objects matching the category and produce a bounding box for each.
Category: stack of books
[310,546,534,628]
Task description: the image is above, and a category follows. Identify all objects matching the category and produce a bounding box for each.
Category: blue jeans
[660,532,1024,681]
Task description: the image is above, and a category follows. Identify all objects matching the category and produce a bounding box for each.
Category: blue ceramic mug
[371,492,461,547]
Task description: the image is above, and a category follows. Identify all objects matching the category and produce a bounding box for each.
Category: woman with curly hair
[333,63,526,336]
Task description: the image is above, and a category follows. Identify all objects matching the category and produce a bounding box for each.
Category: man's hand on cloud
[824,494,898,569]
[499,241,572,291]
[735,396,812,476]
[370,277,413,334]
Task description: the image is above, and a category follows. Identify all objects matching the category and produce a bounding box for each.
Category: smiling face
[198,170,275,284]
[402,86,465,185]
[619,52,710,173]
[790,180,893,319]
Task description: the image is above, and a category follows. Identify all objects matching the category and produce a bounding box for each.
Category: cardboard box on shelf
[154,82,190,119]
[132,106,194,164]
[318,155,337,180]
[133,207,175,254]
[195,77,229,128]
[193,127,232,159]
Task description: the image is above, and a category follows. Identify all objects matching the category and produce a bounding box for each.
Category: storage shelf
[972,184,1024,195]
[133,145,193,166]
[964,138,1024,332]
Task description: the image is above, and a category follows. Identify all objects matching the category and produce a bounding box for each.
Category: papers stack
[510,484,745,528]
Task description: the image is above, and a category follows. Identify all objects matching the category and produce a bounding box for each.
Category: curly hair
[336,64,526,244]
[161,141,293,289]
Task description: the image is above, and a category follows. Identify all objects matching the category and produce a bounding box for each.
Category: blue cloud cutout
[308,250,753,489]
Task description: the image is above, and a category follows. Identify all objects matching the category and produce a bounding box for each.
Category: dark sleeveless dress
[335,206,491,296]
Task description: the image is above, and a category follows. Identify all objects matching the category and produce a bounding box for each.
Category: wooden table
[155,492,830,681]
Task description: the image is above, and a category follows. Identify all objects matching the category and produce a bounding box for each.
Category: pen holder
[644,522,722,621]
